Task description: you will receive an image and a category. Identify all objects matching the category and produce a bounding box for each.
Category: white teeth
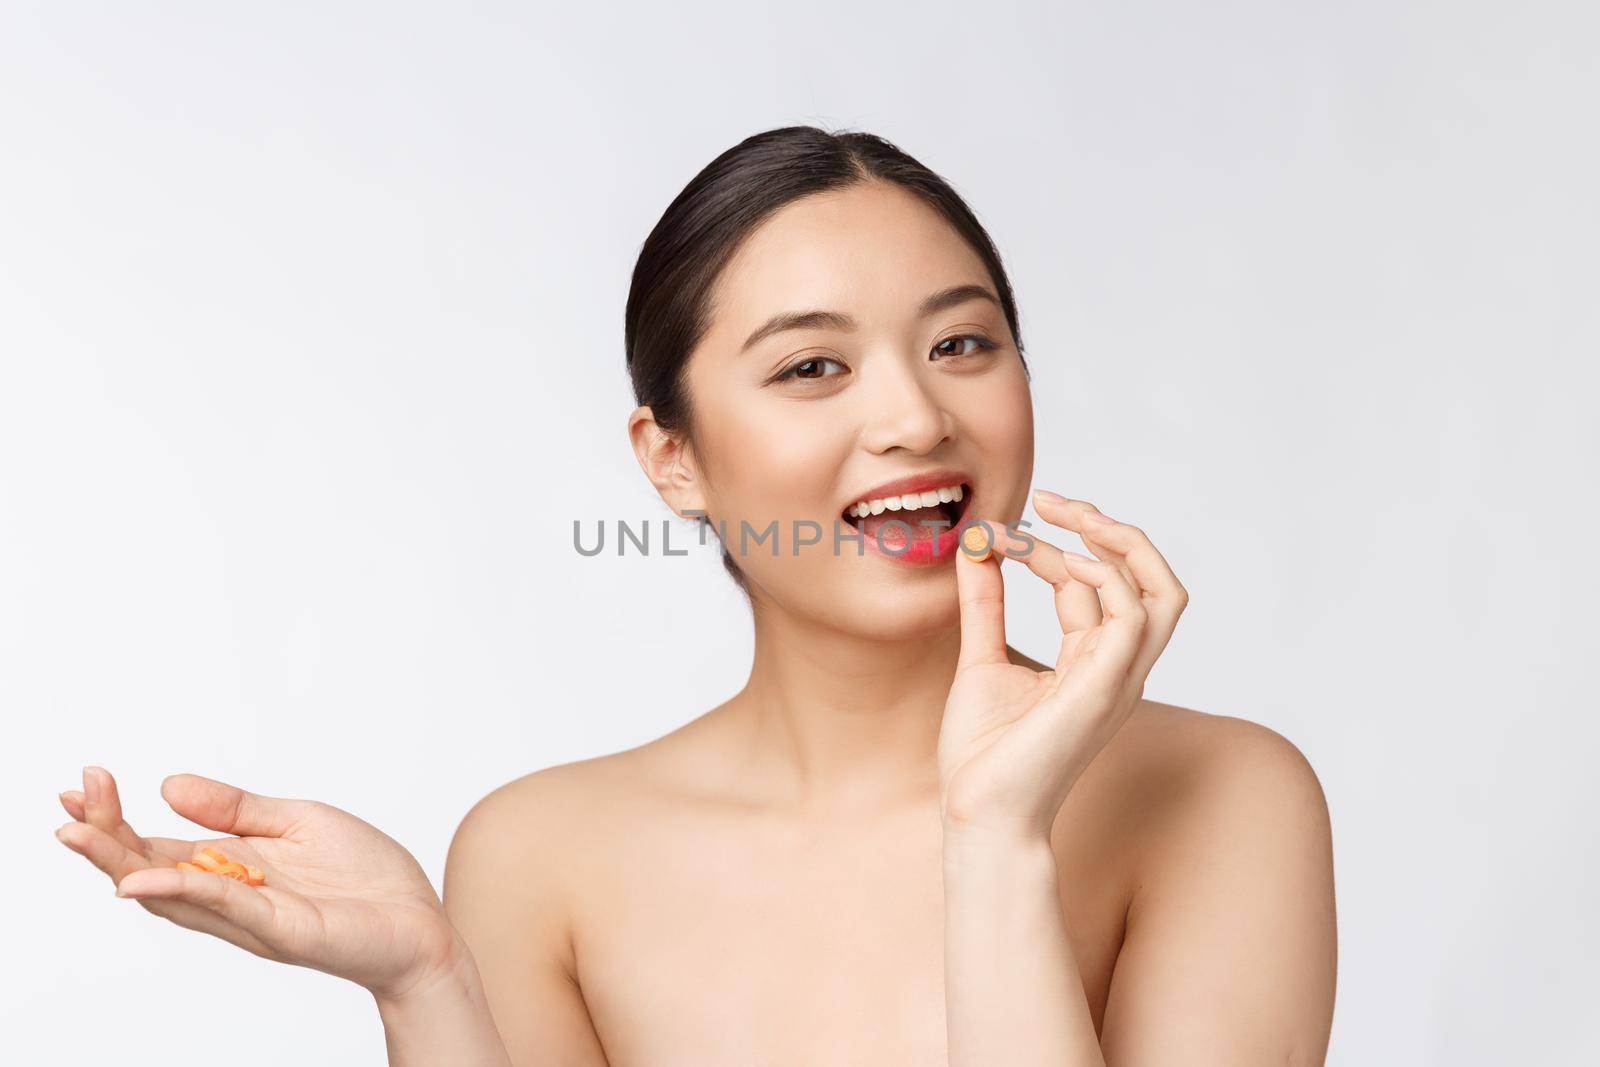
[846,482,968,519]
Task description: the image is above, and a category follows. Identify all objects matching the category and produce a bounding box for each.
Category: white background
[3,2,1595,1063]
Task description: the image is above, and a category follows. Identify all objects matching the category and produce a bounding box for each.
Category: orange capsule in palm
[216,861,251,882]
[193,847,229,872]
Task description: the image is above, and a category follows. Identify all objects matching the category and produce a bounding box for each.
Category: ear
[628,405,707,519]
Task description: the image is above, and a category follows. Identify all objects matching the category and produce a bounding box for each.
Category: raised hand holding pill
[937,494,1189,840]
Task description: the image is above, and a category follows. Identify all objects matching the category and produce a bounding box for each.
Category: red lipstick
[841,468,973,567]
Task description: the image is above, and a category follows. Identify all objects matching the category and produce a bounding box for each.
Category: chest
[568,809,1128,1066]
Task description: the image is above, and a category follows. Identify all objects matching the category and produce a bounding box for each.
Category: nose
[859,356,954,456]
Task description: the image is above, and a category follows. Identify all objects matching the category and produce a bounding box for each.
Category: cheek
[961,365,1035,510]
[966,364,1034,452]
[697,399,857,592]
[696,391,849,527]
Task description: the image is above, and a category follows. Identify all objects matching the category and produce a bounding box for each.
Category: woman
[54,126,1337,1065]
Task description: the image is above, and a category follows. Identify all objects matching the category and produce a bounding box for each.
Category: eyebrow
[739,283,1002,354]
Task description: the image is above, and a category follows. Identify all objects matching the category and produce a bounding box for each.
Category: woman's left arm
[1094,717,1336,1064]
[939,494,1335,1066]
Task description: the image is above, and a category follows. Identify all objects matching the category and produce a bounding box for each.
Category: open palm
[55,767,462,1001]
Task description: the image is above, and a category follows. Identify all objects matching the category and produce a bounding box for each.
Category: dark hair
[624,124,1029,594]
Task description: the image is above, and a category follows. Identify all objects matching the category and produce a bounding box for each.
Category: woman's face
[678,180,1034,640]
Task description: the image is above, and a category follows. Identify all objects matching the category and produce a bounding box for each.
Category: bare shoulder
[446,708,718,886]
[444,740,681,914]
[1107,698,1328,817]
[1056,697,1331,908]
[446,749,648,909]
[444,759,600,970]
[442,752,646,1066]
[454,750,642,838]
[1089,700,1337,1063]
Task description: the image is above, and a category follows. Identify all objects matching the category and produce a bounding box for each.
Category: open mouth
[840,481,973,538]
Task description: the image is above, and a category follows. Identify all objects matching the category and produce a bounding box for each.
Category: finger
[1077,522,1139,592]
[60,785,149,857]
[1051,552,1148,684]
[58,811,286,960]
[82,765,129,839]
[954,519,1008,669]
[161,773,318,840]
[972,546,1145,781]
[1079,513,1187,684]
[116,866,281,943]
[994,533,1139,677]
[991,530,1103,640]
[1034,495,1189,682]
[116,870,285,962]
[140,836,208,864]
[125,894,276,958]
[1028,493,1133,584]
[55,820,154,884]
[1033,494,1187,605]
[60,793,196,857]
[60,789,222,864]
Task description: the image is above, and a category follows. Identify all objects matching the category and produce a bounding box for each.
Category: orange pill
[180,846,265,887]
[193,847,229,872]
[960,525,991,562]
[216,861,250,881]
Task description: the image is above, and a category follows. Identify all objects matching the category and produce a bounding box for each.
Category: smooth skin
[54,179,1336,1064]
[939,498,1334,1065]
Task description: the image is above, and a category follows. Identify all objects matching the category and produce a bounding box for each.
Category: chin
[809,573,963,643]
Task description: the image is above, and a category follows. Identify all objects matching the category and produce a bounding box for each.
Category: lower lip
[856,511,967,566]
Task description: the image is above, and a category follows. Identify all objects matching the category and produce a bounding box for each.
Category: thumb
[161,773,316,840]
[955,519,1008,670]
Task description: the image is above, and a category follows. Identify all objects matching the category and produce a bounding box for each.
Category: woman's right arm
[55,767,523,1064]
[373,936,514,1066]
[442,773,613,1066]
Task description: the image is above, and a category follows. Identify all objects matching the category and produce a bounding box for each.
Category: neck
[720,596,965,814]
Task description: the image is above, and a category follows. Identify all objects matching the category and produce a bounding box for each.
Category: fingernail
[1083,509,1115,523]
[1033,488,1066,503]
[83,767,102,805]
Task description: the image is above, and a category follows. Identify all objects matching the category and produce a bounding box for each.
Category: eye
[933,333,1000,359]
[774,356,849,383]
